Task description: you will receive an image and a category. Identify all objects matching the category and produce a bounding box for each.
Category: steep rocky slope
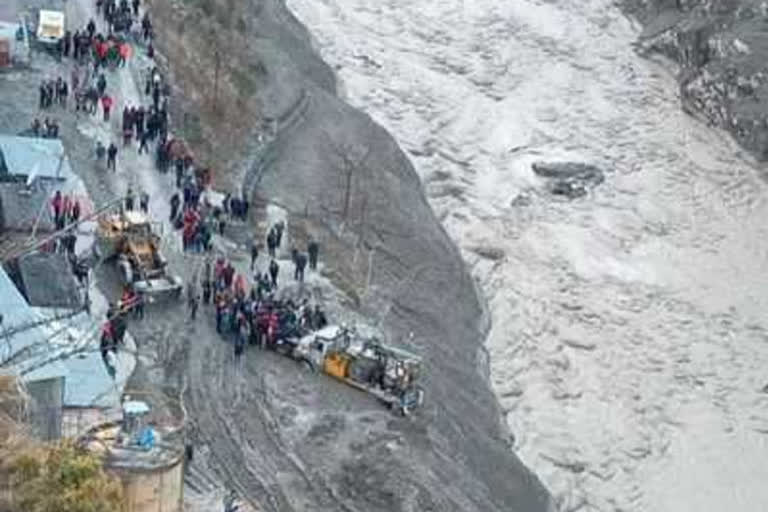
[148,0,553,510]
[622,0,768,161]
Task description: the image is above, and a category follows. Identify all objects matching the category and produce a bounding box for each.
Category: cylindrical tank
[116,455,184,512]
[81,422,184,512]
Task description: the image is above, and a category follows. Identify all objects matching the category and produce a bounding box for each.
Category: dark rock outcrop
[532,161,605,199]
[622,0,768,160]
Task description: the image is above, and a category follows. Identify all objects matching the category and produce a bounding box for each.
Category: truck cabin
[36,10,64,46]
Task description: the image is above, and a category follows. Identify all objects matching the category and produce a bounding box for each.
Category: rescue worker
[266,228,277,258]
[202,278,212,305]
[169,192,180,222]
[101,94,113,122]
[215,293,226,333]
[268,259,279,288]
[57,78,68,108]
[125,186,135,211]
[95,140,106,160]
[137,129,150,155]
[188,287,199,320]
[71,200,81,223]
[97,74,107,97]
[175,158,184,188]
[275,221,285,247]
[63,30,71,57]
[51,191,63,227]
[139,191,149,213]
[294,251,307,282]
[313,305,328,330]
[107,142,118,171]
[250,240,259,271]
[307,240,319,270]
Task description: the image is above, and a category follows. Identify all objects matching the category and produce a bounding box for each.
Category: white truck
[36,9,64,46]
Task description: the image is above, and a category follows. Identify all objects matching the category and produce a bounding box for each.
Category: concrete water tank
[80,400,185,512]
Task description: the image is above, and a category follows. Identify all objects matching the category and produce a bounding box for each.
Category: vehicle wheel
[301,360,315,373]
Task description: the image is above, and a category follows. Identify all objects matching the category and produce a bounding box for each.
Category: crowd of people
[190,233,329,365]
[36,1,332,378]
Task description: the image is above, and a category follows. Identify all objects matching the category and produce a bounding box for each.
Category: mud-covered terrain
[621,0,768,161]
[1,0,553,510]
[148,1,552,509]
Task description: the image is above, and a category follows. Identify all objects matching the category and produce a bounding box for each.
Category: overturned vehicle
[289,325,425,416]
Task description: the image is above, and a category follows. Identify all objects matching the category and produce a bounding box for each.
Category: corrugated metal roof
[0,267,118,408]
[0,181,55,231]
[0,265,67,381]
[31,306,119,408]
[15,252,82,308]
[0,135,75,182]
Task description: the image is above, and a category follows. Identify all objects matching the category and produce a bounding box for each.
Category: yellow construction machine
[95,210,182,297]
[292,325,425,415]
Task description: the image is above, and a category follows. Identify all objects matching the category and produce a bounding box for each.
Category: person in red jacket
[101,94,113,122]
[71,199,81,223]
[266,311,279,347]
[62,194,72,222]
[51,190,63,227]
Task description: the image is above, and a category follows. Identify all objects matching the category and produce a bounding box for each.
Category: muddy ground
[1,0,553,510]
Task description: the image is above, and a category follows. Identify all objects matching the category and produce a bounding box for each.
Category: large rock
[532,161,605,199]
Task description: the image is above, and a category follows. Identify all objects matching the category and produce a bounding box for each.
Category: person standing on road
[139,191,150,213]
[97,74,107,97]
[63,31,71,57]
[107,142,118,171]
[202,278,212,305]
[188,288,199,320]
[101,94,113,122]
[294,252,307,283]
[125,186,135,211]
[269,259,279,288]
[138,130,150,154]
[51,190,63,227]
[250,240,259,271]
[266,228,277,258]
[71,200,81,223]
[234,322,246,369]
[307,240,319,271]
[169,192,180,223]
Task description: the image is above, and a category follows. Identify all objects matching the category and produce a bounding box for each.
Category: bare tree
[326,136,373,224]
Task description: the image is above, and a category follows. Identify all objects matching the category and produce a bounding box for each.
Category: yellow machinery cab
[323,352,350,379]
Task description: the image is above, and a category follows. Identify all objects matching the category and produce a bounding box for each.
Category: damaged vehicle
[292,325,425,416]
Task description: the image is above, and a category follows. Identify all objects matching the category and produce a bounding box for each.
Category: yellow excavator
[95,210,182,297]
